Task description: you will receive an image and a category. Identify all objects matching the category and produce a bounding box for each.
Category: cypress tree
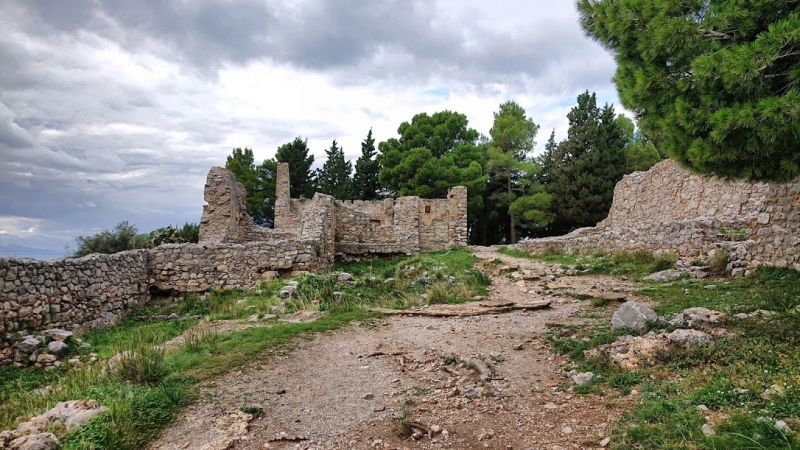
[317,140,353,200]
[352,129,382,200]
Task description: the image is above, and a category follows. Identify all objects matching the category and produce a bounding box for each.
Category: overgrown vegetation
[498,246,676,278]
[0,249,488,449]
[548,265,800,449]
[72,221,200,257]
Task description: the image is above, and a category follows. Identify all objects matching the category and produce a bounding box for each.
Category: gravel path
[152,247,637,450]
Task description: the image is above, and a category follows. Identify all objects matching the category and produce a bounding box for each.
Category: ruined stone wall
[514,159,800,275]
[199,167,293,244]
[0,251,151,338]
[0,238,331,358]
[150,240,330,292]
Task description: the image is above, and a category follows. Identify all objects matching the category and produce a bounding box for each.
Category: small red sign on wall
[425,205,431,214]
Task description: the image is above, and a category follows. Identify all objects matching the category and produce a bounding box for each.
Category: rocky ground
[151,247,645,450]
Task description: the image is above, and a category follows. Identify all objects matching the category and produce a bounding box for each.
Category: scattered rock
[696,405,709,412]
[279,285,297,299]
[643,269,684,282]
[13,337,40,354]
[672,307,724,326]
[611,302,658,331]
[17,400,107,433]
[668,329,713,347]
[702,423,715,436]
[734,310,775,320]
[337,273,354,284]
[35,354,58,365]
[599,436,611,447]
[775,420,792,435]
[47,341,68,357]
[362,393,374,400]
[42,329,73,342]
[7,433,59,450]
[572,372,594,386]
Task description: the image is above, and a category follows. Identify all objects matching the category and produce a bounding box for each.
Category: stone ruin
[514,159,800,275]
[198,162,469,260]
[0,164,468,361]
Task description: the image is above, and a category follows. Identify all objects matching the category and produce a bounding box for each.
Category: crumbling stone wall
[150,240,328,292]
[256,163,468,259]
[199,167,294,244]
[0,251,151,338]
[0,238,331,360]
[514,159,800,275]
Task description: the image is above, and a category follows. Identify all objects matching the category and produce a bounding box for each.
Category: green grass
[547,265,800,449]
[0,249,489,449]
[498,247,677,278]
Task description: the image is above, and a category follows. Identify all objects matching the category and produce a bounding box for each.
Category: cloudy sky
[0,0,621,259]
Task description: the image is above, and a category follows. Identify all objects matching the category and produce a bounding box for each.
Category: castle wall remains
[514,159,800,275]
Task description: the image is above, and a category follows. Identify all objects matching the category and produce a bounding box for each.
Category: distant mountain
[0,243,67,260]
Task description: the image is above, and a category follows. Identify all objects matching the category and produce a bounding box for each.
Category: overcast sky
[0,0,621,258]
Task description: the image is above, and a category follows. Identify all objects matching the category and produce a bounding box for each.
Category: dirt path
[152,247,640,450]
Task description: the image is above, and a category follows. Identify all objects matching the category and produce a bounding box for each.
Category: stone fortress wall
[0,163,467,349]
[514,159,800,275]
[266,163,469,259]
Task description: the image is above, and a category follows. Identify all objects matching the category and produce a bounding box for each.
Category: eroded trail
[153,248,639,450]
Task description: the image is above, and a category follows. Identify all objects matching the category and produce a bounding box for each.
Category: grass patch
[546,265,800,448]
[498,247,677,278]
[0,249,490,449]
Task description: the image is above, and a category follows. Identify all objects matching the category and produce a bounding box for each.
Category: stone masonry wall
[199,167,294,244]
[0,239,331,358]
[514,159,800,275]
[265,163,469,259]
[150,240,329,293]
[0,251,151,337]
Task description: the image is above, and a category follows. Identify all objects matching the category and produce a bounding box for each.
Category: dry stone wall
[0,251,151,339]
[514,159,800,275]
[150,240,329,293]
[199,167,294,244]
[0,238,331,360]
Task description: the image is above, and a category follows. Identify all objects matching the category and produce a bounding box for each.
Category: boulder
[13,337,40,354]
[337,272,354,284]
[42,329,72,342]
[572,372,594,386]
[643,269,683,282]
[47,341,68,357]
[611,302,658,331]
[668,329,713,347]
[279,285,297,299]
[17,400,106,434]
[8,433,59,450]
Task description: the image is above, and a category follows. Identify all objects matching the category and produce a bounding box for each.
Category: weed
[708,249,730,276]
[240,406,264,418]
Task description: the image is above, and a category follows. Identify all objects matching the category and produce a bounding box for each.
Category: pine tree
[378,110,487,240]
[485,101,545,244]
[275,137,315,199]
[578,0,800,181]
[225,148,276,226]
[547,91,627,231]
[352,129,382,200]
[316,140,353,200]
[536,130,557,186]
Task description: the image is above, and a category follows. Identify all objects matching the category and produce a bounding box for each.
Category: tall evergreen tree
[352,129,383,200]
[275,137,315,199]
[316,139,353,200]
[485,101,545,244]
[378,111,487,240]
[225,148,277,226]
[536,130,557,186]
[547,91,627,232]
[578,0,800,181]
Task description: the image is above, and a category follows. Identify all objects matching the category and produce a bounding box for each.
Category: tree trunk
[508,172,516,244]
